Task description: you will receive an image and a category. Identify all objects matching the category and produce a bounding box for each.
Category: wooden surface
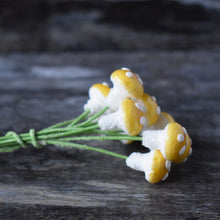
[0,51,219,219]
[0,1,220,219]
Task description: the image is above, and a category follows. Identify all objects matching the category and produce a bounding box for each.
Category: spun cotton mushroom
[106,68,144,111]
[142,122,192,163]
[172,128,192,163]
[143,111,175,131]
[98,98,145,136]
[84,83,110,114]
[135,93,161,128]
[126,150,171,183]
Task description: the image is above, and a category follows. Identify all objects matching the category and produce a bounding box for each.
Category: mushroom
[143,111,175,131]
[84,83,110,114]
[172,127,192,163]
[134,93,161,128]
[126,149,171,183]
[98,98,145,136]
[106,68,144,111]
[142,122,192,163]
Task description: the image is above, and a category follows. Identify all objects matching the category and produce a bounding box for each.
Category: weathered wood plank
[0,51,219,219]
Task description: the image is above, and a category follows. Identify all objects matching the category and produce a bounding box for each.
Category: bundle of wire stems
[0,107,142,159]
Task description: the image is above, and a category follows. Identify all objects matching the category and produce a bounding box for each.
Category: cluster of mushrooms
[84,68,192,183]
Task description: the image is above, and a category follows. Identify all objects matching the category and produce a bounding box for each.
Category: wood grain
[0,50,219,219]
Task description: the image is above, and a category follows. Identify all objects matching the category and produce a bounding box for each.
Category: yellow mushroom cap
[141,111,175,132]
[111,69,144,99]
[89,83,110,98]
[172,131,192,163]
[164,122,188,162]
[152,111,175,130]
[147,150,170,183]
[126,150,171,184]
[85,83,111,114]
[136,93,160,127]
[120,99,145,136]
[161,112,175,123]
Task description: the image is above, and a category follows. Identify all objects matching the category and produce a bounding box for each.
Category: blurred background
[0,0,220,52]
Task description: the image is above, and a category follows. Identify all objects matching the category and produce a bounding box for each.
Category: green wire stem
[75,107,108,127]
[46,140,128,160]
[58,135,142,142]
[0,107,142,160]
[0,145,21,153]
[44,110,90,130]
[68,110,90,127]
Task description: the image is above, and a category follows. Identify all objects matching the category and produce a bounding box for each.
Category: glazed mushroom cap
[142,122,191,163]
[164,122,188,162]
[172,128,192,163]
[120,99,145,135]
[126,149,171,184]
[84,83,110,114]
[161,112,175,123]
[89,83,110,98]
[148,150,170,183]
[139,111,175,136]
[111,69,144,99]
[135,93,160,127]
[151,111,175,130]
[98,98,145,136]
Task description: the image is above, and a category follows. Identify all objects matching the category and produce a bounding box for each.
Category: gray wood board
[0,51,219,219]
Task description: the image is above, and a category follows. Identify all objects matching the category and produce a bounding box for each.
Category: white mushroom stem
[84,99,104,115]
[142,130,166,153]
[126,152,153,173]
[84,100,112,116]
[142,122,191,163]
[84,83,111,115]
[98,112,120,131]
[98,98,144,136]
[106,86,129,111]
[126,151,171,183]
